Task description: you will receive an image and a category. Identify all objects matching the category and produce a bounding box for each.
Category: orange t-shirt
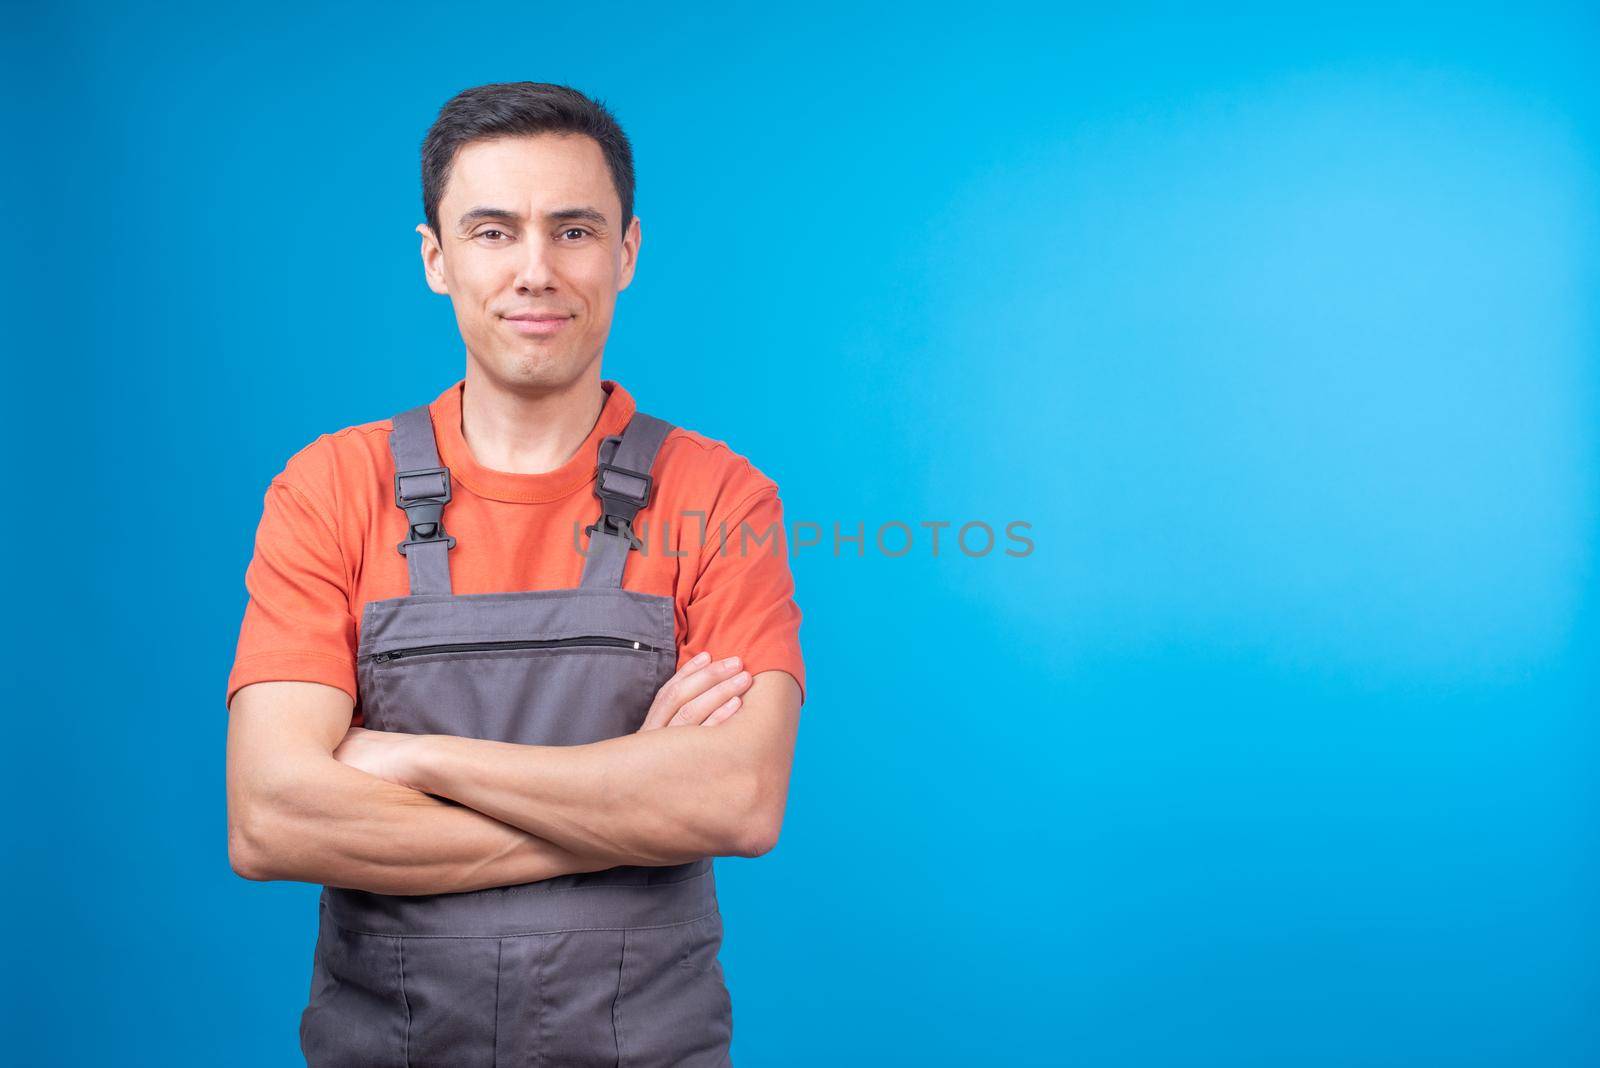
[225,378,805,721]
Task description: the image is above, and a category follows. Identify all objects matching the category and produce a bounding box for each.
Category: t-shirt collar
[426,377,637,504]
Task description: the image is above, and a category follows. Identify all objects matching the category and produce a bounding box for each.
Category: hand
[637,652,754,732]
[332,725,424,790]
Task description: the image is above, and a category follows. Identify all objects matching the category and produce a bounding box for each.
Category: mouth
[502,313,574,337]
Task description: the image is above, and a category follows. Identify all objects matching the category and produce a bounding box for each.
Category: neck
[457,361,607,475]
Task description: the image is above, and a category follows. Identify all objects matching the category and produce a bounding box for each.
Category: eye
[561,227,593,240]
[476,229,508,241]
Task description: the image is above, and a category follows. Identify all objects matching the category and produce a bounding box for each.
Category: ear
[417,222,449,295]
[617,214,642,292]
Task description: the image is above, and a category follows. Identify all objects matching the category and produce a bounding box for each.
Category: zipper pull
[632,640,641,650]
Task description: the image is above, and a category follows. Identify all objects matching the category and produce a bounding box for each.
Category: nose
[512,235,557,294]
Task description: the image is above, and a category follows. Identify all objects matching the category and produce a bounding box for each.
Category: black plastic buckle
[394,466,457,556]
[398,527,458,556]
[585,512,645,551]
[395,466,452,506]
[594,456,653,510]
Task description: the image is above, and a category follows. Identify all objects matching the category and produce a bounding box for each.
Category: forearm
[233,755,613,895]
[406,727,762,867]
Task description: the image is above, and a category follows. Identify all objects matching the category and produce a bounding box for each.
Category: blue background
[6,2,1596,1064]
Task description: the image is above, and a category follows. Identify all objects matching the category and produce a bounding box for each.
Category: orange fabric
[226,379,805,721]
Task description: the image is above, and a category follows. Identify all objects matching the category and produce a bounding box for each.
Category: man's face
[418,132,639,390]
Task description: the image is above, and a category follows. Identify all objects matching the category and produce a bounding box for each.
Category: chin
[477,350,584,391]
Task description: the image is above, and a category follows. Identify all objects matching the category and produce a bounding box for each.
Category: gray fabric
[361,587,672,661]
[300,400,732,1067]
[326,864,717,939]
[390,404,447,475]
[597,413,672,510]
[580,413,674,589]
[577,527,636,590]
[400,536,452,598]
[390,405,454,596]
[303,908,731,1067]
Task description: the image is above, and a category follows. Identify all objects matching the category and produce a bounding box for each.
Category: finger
[638,652,711,731]
[667,651,712,686]
[702,695,742,726]
[668,670,751,726]
[675,657,745,703]
[644,655,744,731]
[668,670,752,727]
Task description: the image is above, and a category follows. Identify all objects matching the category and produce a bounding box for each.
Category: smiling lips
[503,312,573,337]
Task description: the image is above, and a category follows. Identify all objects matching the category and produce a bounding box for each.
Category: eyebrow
[456,206,610,231]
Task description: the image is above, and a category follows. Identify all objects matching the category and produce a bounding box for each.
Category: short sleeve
[677,485,806,704]
[224,477,358,710]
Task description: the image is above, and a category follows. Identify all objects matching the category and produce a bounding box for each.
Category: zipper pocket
[369,635,657,663]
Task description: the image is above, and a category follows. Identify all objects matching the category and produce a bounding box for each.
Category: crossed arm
[226,656,802,895]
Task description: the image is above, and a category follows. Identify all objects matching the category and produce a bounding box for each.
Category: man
[225,82,804,1066]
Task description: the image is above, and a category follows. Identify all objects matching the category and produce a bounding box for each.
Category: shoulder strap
[579,412,674,589]
[389,405,456,595]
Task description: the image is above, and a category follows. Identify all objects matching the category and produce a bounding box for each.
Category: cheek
[444,253,503,298]
[575,264,619,313]
[459,264,502,301]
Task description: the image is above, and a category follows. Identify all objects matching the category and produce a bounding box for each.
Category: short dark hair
[420,82,635,240]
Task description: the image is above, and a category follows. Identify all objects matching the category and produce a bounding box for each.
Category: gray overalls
[299,401,734,1067]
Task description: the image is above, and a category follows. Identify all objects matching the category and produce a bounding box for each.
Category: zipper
[369,635,656,663]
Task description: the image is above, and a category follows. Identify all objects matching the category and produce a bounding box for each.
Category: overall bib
[299,402,734,1067]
